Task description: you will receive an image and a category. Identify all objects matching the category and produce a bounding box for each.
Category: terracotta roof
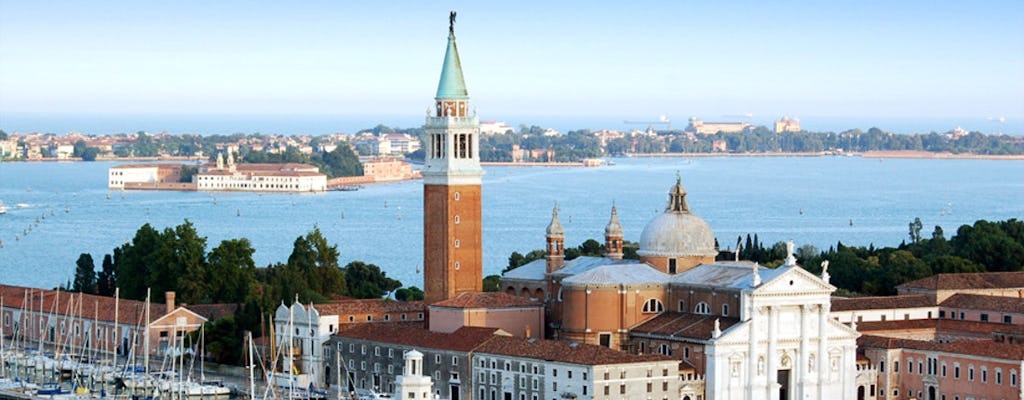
[314,299,425,317]
[858,334,1024,361]
[856,318,1024,337]
[940,293,1024,314]
[429,292,540,309]
[0,284,166,326]
[334,323,501,352]
[629,312,740,341]
[476,336,673,366]
[185,303,239,321]
[898,272,1024,291]
[831,295,934,311]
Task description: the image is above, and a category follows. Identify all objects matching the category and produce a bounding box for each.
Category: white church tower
[394,349,433,400]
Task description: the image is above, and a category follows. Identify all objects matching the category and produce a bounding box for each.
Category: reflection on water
[1,157,1022,290]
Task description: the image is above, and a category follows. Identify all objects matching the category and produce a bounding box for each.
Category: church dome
[636,178,717,258]
[546,206,564,237]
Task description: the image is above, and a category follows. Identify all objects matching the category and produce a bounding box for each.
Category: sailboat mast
[113,287,119,366]
[248,331,255,400]
[143,288,150,375]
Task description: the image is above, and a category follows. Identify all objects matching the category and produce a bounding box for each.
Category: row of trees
[501,219,1024,297]
[69,221,415,312]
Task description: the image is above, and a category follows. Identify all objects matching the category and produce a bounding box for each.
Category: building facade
[196,152,327,192]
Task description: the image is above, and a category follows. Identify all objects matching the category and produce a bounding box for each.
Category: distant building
[774,116,801,133]
[195,152,327,192]
[363,158,417,182]
[108,163,183,189]
[479,121,515,136]
[377,133,422,156]
[686,117,751,135]
[831,295,938,324]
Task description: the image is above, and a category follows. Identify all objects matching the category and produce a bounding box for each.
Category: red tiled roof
[475,336,673,366]
[429,292,540,309]
[856,318,1024,336]
[898,272,1024,291]
[940,293,1024,314]
[858,334,1024,361]
[831,295,934,311]
[334,322,501,352]
[0,284,165,325]
[314,299,425,317]
[629,312,740,341]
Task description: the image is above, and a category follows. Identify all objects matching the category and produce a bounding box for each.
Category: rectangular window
[939,310,946,318]
[981,313,989,322]
[1005,315,1013,324]
[620,385,626,394]
[954,365,960,379]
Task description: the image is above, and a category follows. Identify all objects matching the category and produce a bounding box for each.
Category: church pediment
[754,266,835,295]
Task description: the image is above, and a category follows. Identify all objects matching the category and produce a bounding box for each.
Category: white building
[830,295,938,324]
[274,301,338,390]
[108,163,181,189]
[196,153,327,192]
[479,121,515,136]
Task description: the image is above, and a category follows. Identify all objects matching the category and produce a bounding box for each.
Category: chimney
[166,291,176,314]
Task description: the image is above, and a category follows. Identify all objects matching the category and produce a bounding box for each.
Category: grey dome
[546,206,564,237]
[604,206,623,237]
[636,178,717,258]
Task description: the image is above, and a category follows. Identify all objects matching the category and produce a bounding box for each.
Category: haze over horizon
[1,1,1022,131]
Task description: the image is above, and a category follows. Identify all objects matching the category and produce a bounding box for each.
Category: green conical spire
[436,25,469,100]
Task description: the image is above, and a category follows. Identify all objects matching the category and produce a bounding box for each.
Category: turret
[545,206,565,273]
[604,205,624,260]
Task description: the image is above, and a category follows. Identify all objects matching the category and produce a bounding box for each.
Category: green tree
[344,261,401,299]
[394,286,424,301]
[909,217,923,244]
[73,253,97,294]
[97,254,116,296]
[207,238,257,303]
[482,275,501,292]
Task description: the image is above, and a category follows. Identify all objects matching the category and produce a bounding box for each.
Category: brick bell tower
[422,11,484,304]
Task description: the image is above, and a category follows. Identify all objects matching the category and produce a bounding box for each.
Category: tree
[482,275,501,292]
[909,217,923,244]
[73,253,97,293]
[395,286,424,301]
[207,238,257,303]
[97,254,116,296]
[80,147,100,161]
[344,261,401,299]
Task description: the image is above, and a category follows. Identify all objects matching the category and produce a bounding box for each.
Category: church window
[454,239,460,248]
[678,301,685,312]
[455,262,460,270]
[454,215,460,224]
[658,344,671,356]
[722,304,729,316]
[695,302,711,315]
[668,259,677,274]
[453,192,460,201]
[642,299,664,313]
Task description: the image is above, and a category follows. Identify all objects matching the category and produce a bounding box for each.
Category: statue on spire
[449,11,456,34]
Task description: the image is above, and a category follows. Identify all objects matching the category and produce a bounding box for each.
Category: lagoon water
[1,156,1022,290]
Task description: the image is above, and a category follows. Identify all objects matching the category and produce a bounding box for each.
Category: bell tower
[423,11,484,304]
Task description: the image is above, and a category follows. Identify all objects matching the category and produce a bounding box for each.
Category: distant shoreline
[6,151,1023,165]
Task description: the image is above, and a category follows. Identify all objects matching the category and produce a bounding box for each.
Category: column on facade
[817,303,829,399]
[747,307,758,399]
[767,306,778,399]
[799,304,810,400]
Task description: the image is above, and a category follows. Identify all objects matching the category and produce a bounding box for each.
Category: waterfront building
[195,152,327,192]
[0,286,205,359]
[108,163,183,189]
[774,117,801,133]
[686,117,751,135]
[362,157,418,182]
[377,133,422,156]
[421,15,485,305]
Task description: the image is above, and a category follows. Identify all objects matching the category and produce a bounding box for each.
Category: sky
[1,1,1022,125]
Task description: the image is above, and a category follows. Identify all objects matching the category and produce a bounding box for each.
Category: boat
[329,185,362,192]
[0,202,7,214]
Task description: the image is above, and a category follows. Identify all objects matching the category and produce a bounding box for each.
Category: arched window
[642,299,664,313]
[658,344,671,356]
[695,302,711,315]
[722,304,730,316]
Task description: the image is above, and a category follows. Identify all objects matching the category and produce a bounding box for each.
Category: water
[1,157,1022,290]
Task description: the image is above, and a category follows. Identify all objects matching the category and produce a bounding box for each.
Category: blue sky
[1,1,1022,121]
